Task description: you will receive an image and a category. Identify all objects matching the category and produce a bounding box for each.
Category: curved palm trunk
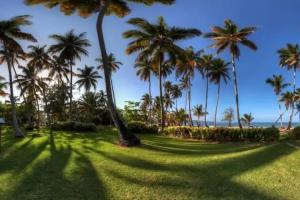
[110,77,116,105]
[188,78,193,126]
[277,95,283,128]
[214,83,221,127]
[204,75,209,127]
[69,60,73,120]
[148,76,152,124]
[231,55,242,129]
[4,47,23,137]
[96,1,140,146]
[288,67,296,129]
[158,58,165,130]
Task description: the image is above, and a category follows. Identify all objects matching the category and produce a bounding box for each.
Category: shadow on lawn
[1,130,107,200]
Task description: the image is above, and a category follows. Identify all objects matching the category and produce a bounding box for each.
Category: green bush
[127,121,157,134]
[292,126,300,139]
[52,121,96,132]
[163,126,280,143]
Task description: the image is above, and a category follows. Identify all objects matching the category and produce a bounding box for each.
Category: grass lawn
[0,127,299,200]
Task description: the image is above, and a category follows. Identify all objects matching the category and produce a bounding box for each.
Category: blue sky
[1,0,300,122]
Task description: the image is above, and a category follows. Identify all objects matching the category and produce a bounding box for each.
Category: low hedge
[291,126,300,139]
[52,121,96,132]
[127,121,158,134]
[163,126,279,142]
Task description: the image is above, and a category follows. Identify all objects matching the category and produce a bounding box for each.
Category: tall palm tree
[25,0,174,147]
[141,93,152,121]
[0,15,37,137]
[205,19,257,129]
[164,93,174,113]
[76,65,101,92]
[135,58,153,122]
[170,84,182,111]
[193,104,206,127]
[207,58,230,127]
[49,30,90,119]
[96,53,122,104]
[176,47,201,126]
[241,113,254,127]
[124,16,201,130]
[199,54,214,127]
[0,76,7,97]
[27,45,52,71]
[280,91,294,113]
[278,44,300,129]
[266,75,290,127]
[48,55,70,85]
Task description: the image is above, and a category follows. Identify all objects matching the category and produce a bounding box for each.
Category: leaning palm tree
[266,75,290,127]
[0,76,7,97]
[124,16,201,130]
[207,58,230,127]
[49,30,90,119]
[76,65,101,92]
[96,53,122,104]
[193,104,206,127]
[199,54,214,127]
[278,44,300,129]
[135,58,153,122]
[205,19,257,129]
[25,0,175,147]
[280,91,294,115]
[0,15,37,137]
[241,113,254,127]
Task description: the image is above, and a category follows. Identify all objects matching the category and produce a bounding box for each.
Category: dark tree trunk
[96,1,140,146]
[277,95,283,128]
[69,59,73,120]
[204,75,209,127]
[231,55,242,129]
[188,78,193,126]
[4,46,24,137]
[148,76,152,124]
[110,78,116,105]
[158,58,165,130]
[214,83,220,127]
[288,66,296,129]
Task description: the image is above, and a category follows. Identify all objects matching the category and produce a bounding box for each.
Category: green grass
[0,127,299,200]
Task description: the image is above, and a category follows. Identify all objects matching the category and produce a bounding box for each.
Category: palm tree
[0,15,37,137]
[25,0,174,147]
[278,44,300,129]
[48,55,70,85]
[96,53,122,104]
[199,54,214,127]
[179,75,190,125]
[266,75,290,127]
[205,19,257,129]
[280,92,294,116]
[170,84,182,111]
[135,58,153,121]
[241,113,254,127]
[207,58,230,127]
[76,65,101,92]
[164,93,174,113]
[175,108,188,126]
[141,93,152,121]
[193,104,206,127]
[176,47,201,126]
[0,76,7,97]
[223,107,235,127]
[49,30,90,119]
[124,16,201,130]
[27,45,52,71]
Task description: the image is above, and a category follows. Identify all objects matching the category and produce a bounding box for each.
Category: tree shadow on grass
[1,131,107,200]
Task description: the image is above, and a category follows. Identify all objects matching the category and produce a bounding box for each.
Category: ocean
[194,121,300,128]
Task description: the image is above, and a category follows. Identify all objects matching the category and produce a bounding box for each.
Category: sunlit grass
[0,127,299,200]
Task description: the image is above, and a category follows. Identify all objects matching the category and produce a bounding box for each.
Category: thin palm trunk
[188,78,193,126]
[214,83,220,127]
[231,55,242,129]
[148,76,152,124]
[158,58,165,130]
[204,75,209,127]
[69,60,73,119]
[96,1,140,146]
[110,77,116,105]
[4,46,23,137]
[277,95,283,128]
[288,67,296,129]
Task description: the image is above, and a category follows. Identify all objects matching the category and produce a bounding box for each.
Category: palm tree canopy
[0,76,7,97]
[207,58,231,84]
[76,65,102,91]
[198,54,214,78]
[176,47,201,79]
[280,91,294,110]
[205,19,257,59]
[241,113,254,124]
[48,55,70,83]
[25,0,174,18]
[97,53,122,73]
[49,30,90,62]
[193,104,206,117]
[27,45,52,71]
[170,84,182,99]
[134,58,152,81]
[266,75,290,96]
[278,44,300,69]
[0,15,36,52]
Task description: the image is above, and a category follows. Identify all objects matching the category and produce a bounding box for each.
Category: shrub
[52,121,96,132]
[291,126,300,139]
[163,126,280,143]
[127,121,158,134]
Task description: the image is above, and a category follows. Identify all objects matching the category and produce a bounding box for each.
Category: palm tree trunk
[69,59,73,120]
[158,57,165,130]
[288,66,296,129]
[188,78,193,126]
[204,75,209,127]
[277,95,283,128]
[96,1,140,146]
[4,46,23,137]
[110,78,116,105]
[214,83,220,127]
[231,55,242,129]
[148,76,152,124]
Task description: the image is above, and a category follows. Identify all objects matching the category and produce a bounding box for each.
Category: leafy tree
[193,104,206,127]
[76,65,101,92]
[170,84,182,111]
[48,55,70,85]
[280,91,294,111]
[223,107,235,127]
[241,113,254,127]
[266,75,290,127]
[27,45,52,71]
[140,93,152,122]
[124,16,201,130]
[174,108,188,126]
[0,15,37,137]
[206,19,257,129]
[278,44,300,129]
[0,76,7,97]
